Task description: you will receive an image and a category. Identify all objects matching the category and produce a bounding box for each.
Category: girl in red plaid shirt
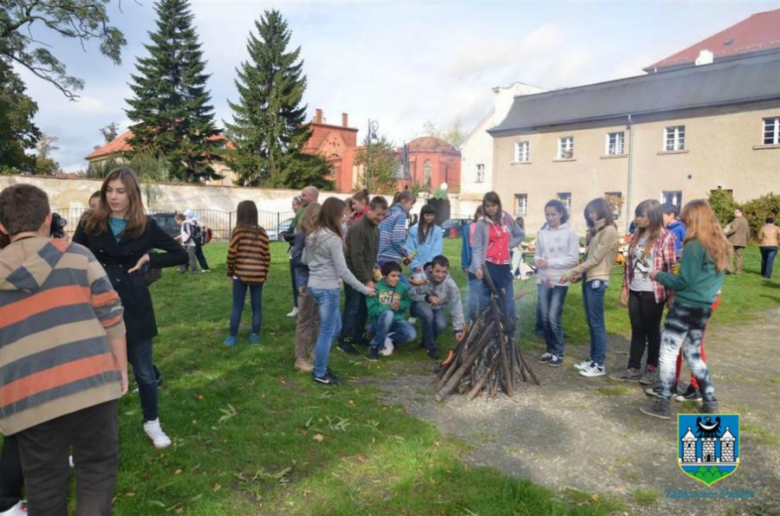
[612,200,676,384]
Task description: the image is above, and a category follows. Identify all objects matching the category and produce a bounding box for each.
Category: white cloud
[13,1,774,174]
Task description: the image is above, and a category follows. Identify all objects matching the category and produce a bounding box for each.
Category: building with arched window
[404,137,461,193]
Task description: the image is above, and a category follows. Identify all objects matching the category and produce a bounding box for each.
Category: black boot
[699,400,720,414]
[640,398,671,420]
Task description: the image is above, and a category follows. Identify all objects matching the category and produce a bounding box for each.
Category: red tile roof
[85,130,234,160]
[644,9,780,71]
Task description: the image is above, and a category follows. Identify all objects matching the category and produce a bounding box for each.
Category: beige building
[489,52,780,235]
[459,82,545,216]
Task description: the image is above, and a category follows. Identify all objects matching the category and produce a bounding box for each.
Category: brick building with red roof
[645,8,780,72]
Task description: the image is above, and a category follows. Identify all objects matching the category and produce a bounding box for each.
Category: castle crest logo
[678,413,740,486]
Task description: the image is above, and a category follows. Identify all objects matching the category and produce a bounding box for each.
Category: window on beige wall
[557,137,574,159]
[514,194,528,216]
[662,191,683,206]
[476,164,485,183]
[515,141,530,162]
[664,126,685,151]
[558,192,572,209]
[606,132,625,155]
[763,117,780,145]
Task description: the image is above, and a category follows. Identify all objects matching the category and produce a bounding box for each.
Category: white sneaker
[407,317,417,324]
[573,360,593,371]
[0,501,27,516]
[143,419,172,449]
[579,362,606,377]
[286,307,299,317]
[380,335,395,356]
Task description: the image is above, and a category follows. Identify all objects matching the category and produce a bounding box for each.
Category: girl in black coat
[73,167,187,449]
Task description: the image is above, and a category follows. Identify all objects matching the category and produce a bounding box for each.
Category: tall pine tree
[125,0,221,182]
[225,10,332,189]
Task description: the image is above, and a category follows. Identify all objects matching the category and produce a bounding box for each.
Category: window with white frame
[664,126,685,151]
[514,194,528,216]
[606,132,625,155]
[558,192,572,209]
[764,117,780,145]
[515,141,530,162]
[557,137,574,159]
[662,191,683,207]
[476,164,485,183]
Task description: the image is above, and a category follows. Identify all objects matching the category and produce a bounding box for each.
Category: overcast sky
[13,0,776,171]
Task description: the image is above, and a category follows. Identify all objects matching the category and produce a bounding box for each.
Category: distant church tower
[721,427,735,462]
[682,428,697,463]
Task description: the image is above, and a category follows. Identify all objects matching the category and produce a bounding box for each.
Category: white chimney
[695,49,714,66]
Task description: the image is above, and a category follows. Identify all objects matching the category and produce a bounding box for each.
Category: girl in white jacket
[535,200,580,367]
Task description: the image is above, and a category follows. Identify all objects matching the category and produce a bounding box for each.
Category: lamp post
[365,119,379,191]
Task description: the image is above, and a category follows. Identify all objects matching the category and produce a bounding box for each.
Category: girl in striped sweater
[225,201,271,346]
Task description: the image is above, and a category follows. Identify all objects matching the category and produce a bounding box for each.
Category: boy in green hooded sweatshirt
[366,262,417,361]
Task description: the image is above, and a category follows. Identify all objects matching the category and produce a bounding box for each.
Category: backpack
[187,221,203,244]
[201,226,212,245]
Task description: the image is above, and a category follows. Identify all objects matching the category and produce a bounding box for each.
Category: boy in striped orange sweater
[0,184,127,515]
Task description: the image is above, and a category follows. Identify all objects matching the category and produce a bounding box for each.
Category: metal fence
[52,207,297,243]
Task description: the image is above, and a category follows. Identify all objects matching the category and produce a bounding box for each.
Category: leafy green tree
[421,119,466,147]
[125,0,221,182]
[86,157,122,178]
[224,10,311,187]
[708,188,739,227]
[33,133,60,175]
[0,61,40,173]
[354,135,399,194]
[741,193,780,239]
[0,1,126,99]
[100,122,120,143]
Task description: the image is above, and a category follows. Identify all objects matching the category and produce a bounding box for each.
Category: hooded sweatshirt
[0,237,125,435]
[378,204,412,263]
[409,268,465,330]
[534,222,580,286]
[303,228,371,295]
[406,223,443,272]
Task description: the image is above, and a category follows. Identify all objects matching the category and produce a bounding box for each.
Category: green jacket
[346,215,379,284]
[655,239,724,308]
[367,279,411,323]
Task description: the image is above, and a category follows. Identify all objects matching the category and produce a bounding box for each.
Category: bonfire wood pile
[433,265,540,401]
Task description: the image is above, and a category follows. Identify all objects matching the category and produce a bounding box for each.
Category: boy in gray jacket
[410,256,467,359]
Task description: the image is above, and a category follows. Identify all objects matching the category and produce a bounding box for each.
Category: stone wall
[0,175,356,213]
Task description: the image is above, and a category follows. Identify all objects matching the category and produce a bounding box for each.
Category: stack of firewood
[433,265,540,401]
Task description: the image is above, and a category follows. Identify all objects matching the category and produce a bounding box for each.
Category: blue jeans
[340,283,367,343]
[229,280,263,337]
[310,288,342,377]
[411,302,447,350]
[538,283,569,357]
[582,279,608,366]
[760,246,778,278]
[481,262,515,321]
[370,311,417,348]
[466,272,481,322]
[127,338,157,422]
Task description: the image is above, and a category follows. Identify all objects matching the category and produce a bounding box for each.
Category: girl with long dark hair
[303,197,376,385]
[612,200,675,384]
[225,200,271,346]
[469,192,525,321]
[561,198,620,378]
[74,167,187,449]
[406,204,442,283]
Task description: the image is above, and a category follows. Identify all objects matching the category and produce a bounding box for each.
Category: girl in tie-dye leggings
[640,200,732,420]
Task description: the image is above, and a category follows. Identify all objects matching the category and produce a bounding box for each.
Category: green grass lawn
[6,240,776,514]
